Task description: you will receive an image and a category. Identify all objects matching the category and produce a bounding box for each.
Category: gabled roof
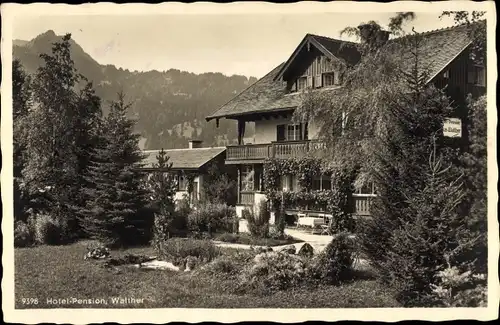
[206,23,473,122]
[141,147,226,170]
[272,34,358,82]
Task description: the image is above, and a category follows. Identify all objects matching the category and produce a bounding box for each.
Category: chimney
[188,140,203,149]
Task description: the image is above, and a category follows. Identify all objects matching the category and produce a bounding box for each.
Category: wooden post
[237,120,246,145]
[237,167,241,204]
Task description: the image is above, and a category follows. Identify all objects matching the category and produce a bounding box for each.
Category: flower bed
[214,232,303,247]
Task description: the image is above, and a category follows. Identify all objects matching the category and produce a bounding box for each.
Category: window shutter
[277,124,286,142]
[334,71,340,85]
[292,81,297,92]
[303,122,309,140]
[315,74,322,88]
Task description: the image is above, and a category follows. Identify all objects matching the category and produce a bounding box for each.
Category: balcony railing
[227,140,326,161]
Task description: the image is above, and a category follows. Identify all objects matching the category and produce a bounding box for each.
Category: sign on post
[443,118,462,138]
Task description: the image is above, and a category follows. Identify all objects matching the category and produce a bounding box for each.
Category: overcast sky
[13,12,457,78]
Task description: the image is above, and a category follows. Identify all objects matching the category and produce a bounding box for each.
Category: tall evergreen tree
[81,92,150,247]
[146,149,179,247]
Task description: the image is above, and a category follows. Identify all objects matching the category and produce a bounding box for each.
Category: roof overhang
[206,107,296,122]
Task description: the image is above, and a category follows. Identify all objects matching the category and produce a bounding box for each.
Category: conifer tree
[81,92,150,247]
[146,149,179,248]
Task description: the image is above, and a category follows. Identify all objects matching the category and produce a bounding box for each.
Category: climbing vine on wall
[263,157,357,233]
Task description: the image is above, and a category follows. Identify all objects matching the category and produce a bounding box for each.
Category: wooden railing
[353,195,373,216]
[227,140,326,161]
[239,191,255,205]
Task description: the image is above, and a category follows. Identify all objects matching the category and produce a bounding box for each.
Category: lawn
[15,241,400,308]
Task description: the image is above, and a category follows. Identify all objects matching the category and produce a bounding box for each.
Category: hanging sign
[443,118,462,138]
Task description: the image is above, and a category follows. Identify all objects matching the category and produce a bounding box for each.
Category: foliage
[430,263,487,307]
[187,203,237,235]
[14,219,36,248]
[359,142,484,306]
[34,214,66,245]
[263,158,356,233]
[80,92,150,247]
[202,161,237,205]
[459,95,487,274]
[214,232,301,247]
[19,34,102,240]
[13,59,32,221]
[156,238,220,265]
[308,233,356,284]
[146,148,179,252]
[241,251,309,292]
[246,200,270,238]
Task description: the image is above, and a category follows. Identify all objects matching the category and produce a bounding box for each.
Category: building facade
[205,23,486,223]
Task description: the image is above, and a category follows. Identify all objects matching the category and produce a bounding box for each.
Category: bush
[34,214,66,245]
[246,200,270,238]
[430,264,487,307]
[308,233,355,284]
[214,232,239,243]
[187,203,236,235]
[241,208,252,220]
[14,220,35,247]
[156,238,220,266]
[201,256,239,276]
[241,251,309,292]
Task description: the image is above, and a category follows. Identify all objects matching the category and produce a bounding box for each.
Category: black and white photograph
[1,1,498,323]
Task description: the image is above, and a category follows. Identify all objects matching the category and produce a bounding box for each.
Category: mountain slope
[13,30,257,149]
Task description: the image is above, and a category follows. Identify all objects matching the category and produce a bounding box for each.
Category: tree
[80,92,150,247]
[20,34,103,240]
[13,59,32,220]
[22,34,82,238]
[146,148,179,247]
[202,161,237,205]
[296,15,485,305]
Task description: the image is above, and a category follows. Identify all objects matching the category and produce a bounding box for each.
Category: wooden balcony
[226,140,326,162]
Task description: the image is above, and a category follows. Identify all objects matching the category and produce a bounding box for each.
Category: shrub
[241,251,308,292]
[175,196,192,218]
[14,220,35,247]
[215,232,239,243]
[241,208,252,220]
[34,214,66,245]
[202,256,239,276]
[430,264,487,307]
[308,233,355,284]
[246,200,270,238]
[187,203,236,234]
[156,238,220,265]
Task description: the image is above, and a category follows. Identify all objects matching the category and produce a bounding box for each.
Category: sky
[13,12,457,79]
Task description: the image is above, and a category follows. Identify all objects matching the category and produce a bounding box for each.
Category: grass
[214,232,303,247]
[15,241,400,308]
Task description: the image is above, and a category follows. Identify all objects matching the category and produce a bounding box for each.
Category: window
[468,65,486,86]
[190,181,199,203]
[312,175,332,191]
[443,70,449,79]
[297,77,307,91]
[241,165,254,191]
[287,124,302,141]
[355,182,377,195]
[322,72,336,87]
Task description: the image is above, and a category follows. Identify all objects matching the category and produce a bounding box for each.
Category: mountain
[13,30,257,149]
